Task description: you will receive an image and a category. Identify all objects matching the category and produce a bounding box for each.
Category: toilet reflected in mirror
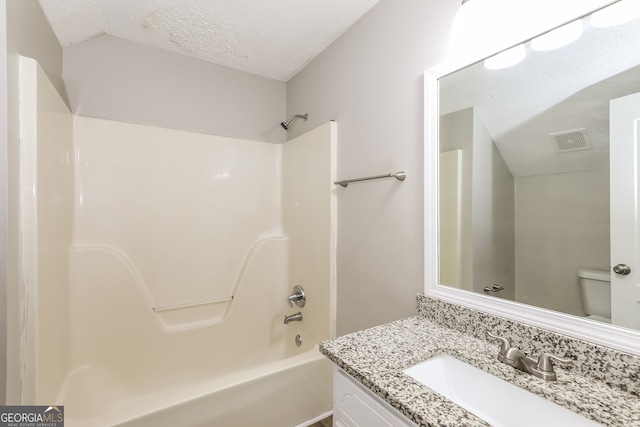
[578,269,611,323]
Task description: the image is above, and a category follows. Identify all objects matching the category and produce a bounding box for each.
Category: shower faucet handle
[287,285,306,308]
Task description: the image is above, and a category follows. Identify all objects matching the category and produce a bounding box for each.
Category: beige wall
[63,35,287,144]
[5,0,65,405]
[515,170,610,316]
[287,0,459,334]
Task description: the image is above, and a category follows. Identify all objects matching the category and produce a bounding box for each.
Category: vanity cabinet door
[333,367,417,427]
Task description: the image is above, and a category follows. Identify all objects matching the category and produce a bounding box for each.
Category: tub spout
[284,312,303,324]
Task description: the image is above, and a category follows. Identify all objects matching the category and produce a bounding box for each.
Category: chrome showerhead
[280,114,308,130]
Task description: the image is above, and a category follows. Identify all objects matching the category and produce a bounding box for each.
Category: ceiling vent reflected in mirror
[549,128,593,153]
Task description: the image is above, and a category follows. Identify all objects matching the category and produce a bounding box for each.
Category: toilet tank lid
[578,269,611,281]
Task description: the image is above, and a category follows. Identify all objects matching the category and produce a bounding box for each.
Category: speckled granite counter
[320,295,640,427]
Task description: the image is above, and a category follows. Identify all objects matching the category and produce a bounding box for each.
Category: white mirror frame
[424,3,640,356]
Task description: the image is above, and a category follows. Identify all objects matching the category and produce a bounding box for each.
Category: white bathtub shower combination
[18,57,336,427]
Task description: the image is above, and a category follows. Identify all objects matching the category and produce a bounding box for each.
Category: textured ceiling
[439,11,640,178]
[37,0,381,81]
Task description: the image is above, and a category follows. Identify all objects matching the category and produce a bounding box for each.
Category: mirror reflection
[438,1,640,330]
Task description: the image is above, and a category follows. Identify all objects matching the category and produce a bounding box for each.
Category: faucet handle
[487,332,512,359]
[287,285,306,308]
[487,332,511,349]
[536,353,571,373]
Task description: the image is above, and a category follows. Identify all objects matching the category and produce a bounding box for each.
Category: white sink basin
[403,354,601,427]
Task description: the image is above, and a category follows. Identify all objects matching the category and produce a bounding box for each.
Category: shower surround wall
[19,55,73,407]
[20,57,335,426]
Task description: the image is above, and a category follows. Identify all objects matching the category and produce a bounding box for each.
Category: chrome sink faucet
[487,332,571,381]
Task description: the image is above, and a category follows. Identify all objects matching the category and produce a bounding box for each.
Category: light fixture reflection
[484,44,526,70]
[531,20,583,51]
[591,0,640,28]
[448,0,593,66]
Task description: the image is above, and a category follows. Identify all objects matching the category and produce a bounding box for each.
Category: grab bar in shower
[334,171,406,188]
[153,296,233,313]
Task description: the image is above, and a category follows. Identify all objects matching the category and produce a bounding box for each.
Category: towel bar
[334,171,406,187]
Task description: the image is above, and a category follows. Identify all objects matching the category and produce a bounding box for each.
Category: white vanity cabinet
[333,367,418,427]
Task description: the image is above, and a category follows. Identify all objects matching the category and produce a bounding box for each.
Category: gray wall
[287,0,459,335]
[4,0,65,404]
[63,35,286,143]
[440,108,516,300]
[515,170,610,316]
[471,111,515,300]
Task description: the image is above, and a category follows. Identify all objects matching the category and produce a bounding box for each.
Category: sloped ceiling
[439,12,640,178]
[37,0,381,82]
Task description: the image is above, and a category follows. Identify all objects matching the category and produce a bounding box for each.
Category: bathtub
[59,345,332,427]
[56,243,333,427]
[21,58,336,427]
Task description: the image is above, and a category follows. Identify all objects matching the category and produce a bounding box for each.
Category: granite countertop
[320,316,639,427]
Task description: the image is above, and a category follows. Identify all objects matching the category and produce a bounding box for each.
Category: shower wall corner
[17,55,74,404]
